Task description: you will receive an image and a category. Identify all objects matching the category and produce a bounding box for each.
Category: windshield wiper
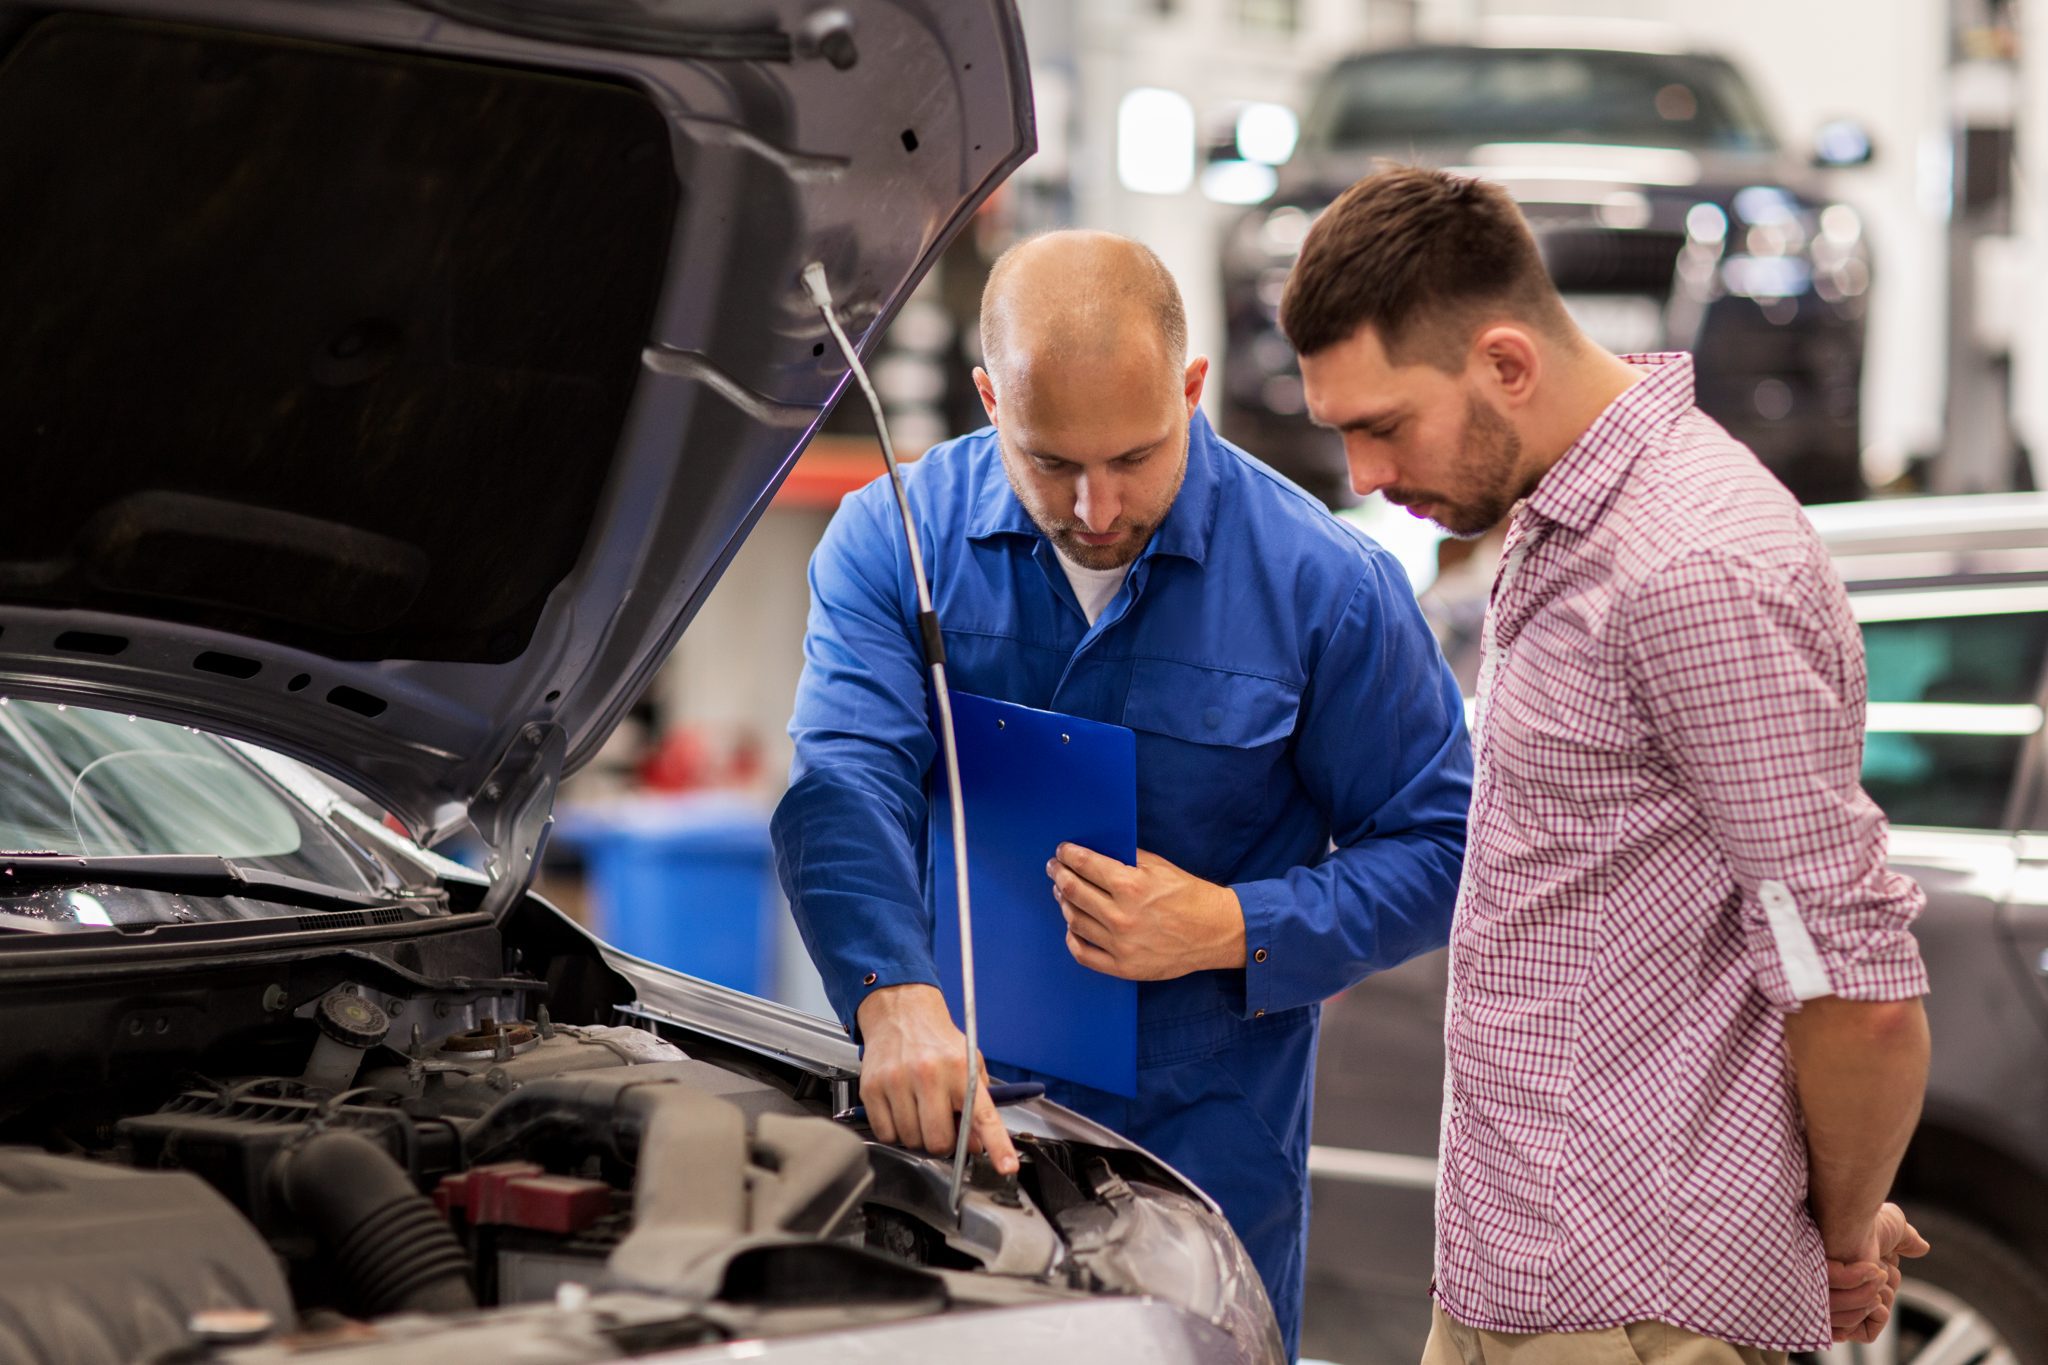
[0,854,402,915]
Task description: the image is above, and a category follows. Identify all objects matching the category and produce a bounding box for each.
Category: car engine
[0,968,1279,1365]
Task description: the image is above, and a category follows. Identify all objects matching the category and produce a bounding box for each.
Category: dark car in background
[1305,494,2048,1365]
[1222,42,1875,507]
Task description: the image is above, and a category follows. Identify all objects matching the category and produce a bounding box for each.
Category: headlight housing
[1055,1171,1285,1365]
[1704,187,1869,304]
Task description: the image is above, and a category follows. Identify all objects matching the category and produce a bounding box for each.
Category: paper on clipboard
[931,691,1138,1097]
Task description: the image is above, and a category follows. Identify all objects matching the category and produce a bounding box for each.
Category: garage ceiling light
[1235,101,1299,166]
[1118,87,1195,195]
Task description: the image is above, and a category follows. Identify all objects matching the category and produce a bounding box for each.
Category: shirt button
[1254,1009,1266,1018]
[862,972,878,987]
[1202,707,1224,729]
[1253,948,1268,964]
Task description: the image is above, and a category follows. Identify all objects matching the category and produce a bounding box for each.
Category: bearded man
[771,229,1471,1359]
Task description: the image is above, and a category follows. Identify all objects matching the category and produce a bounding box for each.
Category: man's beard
[1005,431,1189,570]
[1383,394,1525,539]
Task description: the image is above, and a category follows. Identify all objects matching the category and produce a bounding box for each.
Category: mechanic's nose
[1073,474,1120,533]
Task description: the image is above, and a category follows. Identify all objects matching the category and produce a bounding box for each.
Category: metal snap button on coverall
[772,414,1472,1358]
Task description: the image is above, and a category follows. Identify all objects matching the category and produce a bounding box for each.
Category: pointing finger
[967,1075,1020,1175]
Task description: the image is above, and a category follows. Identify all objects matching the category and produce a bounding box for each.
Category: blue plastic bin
[553,796,778,997]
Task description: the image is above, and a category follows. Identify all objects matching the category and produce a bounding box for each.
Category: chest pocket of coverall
[1121,659,1302,876]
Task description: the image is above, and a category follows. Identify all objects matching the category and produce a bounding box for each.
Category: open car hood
[0,0,1032,907]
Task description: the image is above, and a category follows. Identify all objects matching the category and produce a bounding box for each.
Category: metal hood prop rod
[803,262,982,1216]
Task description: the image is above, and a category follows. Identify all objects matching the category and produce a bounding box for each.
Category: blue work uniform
[772,413,1470,1358]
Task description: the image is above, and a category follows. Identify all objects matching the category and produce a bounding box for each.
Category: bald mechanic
[772,231,1471,1356]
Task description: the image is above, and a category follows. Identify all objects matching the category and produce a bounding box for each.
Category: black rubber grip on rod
[918,610,947,668]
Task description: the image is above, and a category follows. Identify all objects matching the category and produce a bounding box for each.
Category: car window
[0,700,375,891]
[1308,50,1780,154]
[1859,611,2048,830]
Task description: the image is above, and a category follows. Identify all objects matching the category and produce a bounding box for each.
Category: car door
[1839,583,2048,1360]
[1849,590,2048,1152]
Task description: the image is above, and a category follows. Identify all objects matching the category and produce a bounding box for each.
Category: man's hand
[853,984,1019,1174]
[1048,844,1246,980]
[1825,1202,1930,1342]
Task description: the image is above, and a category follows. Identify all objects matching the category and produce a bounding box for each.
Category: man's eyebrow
[1315,407,1406,433]
[1024,437,1168,464]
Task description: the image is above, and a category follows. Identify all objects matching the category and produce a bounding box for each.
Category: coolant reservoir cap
[316,991,391,1048]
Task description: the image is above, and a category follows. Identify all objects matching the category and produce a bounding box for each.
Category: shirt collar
[1523,351,1697,534]
[965,409,1223,567]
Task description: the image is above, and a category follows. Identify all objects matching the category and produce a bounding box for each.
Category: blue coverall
[771,413,1470,1358]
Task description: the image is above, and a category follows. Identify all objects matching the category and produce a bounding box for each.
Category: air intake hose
[274,1130,475,1317]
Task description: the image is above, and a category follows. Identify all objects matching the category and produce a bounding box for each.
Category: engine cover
[0,1149,293,1364]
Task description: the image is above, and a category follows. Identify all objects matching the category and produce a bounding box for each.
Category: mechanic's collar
[1524,350,1696,535]
[967,410,1222,567]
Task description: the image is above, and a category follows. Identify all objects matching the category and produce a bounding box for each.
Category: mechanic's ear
[973,366,1000,426]
[1181,356,1209,416]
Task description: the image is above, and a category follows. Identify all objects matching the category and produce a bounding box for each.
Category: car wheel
[1794,1209,2048,1364]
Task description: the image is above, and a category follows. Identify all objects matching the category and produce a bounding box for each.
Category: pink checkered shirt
[1432,353,1929,1352]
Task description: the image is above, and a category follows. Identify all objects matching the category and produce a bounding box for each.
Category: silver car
[0,2,1281,1361]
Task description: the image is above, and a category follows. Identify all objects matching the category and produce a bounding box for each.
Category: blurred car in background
[1306,494,2048,1365]
[1222,40,1876,508]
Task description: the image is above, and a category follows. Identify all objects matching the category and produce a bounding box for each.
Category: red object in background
[638,726,764,793]
[435,1162,612,1236]
[639,727,711,792]
[381,812,413,840]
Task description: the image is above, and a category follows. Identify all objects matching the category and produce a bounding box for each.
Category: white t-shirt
[1054,551,1130,626]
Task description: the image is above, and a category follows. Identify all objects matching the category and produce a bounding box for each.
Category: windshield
[0,701,389,927]
[1307,48,1781,154]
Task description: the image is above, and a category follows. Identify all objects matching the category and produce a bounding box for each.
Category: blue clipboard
[931,692,1138,1097]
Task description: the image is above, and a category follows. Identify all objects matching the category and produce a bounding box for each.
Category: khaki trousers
[1422,1304,1789,1365]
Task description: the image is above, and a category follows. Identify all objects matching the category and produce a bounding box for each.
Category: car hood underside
[0,0,1032,898]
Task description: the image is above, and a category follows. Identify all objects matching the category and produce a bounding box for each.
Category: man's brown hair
[1279,165,1572,370]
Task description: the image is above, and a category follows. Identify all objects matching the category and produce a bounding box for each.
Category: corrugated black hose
[274,1130,476,1317]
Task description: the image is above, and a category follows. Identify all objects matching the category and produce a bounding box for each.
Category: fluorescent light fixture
[1851,584,2048,621]
[1118,87,1195,196]
[1236,102,1300,165]
[1866,702,2044,736]
[1201,158,1278,204]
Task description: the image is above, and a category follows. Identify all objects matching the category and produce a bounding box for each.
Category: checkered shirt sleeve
[1622,547,1928,1010]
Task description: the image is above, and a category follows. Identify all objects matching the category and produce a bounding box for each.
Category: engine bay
[0,905,1275,1364]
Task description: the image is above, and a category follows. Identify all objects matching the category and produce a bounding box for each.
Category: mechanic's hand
[853,984,1019,1175]
[1825,1202,1930,1342]
[1048,845,1246,981]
